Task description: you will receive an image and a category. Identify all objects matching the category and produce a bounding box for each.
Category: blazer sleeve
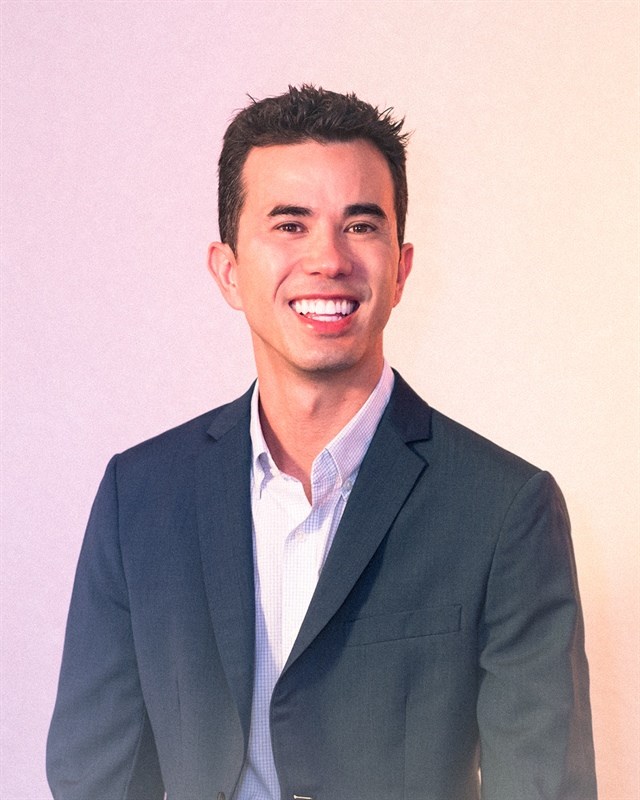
[47,456,164,800]
[476,470,597,799]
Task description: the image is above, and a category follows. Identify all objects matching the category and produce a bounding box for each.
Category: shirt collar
[250,362,394,497]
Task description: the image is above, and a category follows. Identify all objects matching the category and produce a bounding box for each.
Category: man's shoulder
[114,385,254,470]
[428,406,540,480]
[390,372,542,486]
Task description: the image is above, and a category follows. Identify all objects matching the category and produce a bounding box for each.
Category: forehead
[240,139,395,211]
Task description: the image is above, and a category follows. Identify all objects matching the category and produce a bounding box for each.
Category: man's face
[209,139,413,384]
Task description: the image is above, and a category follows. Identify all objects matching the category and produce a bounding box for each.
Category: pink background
[2,2,638,797]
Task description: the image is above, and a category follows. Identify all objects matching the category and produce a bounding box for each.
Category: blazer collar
[386,369,433,443]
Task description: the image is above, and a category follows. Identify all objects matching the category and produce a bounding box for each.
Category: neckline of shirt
[249,363,395,502]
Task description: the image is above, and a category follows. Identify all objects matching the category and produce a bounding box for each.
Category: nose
[303,228,352,277]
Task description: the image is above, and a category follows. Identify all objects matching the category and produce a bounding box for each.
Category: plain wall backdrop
[2,1,638,798]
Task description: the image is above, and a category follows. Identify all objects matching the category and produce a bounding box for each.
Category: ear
[393,242,414,307]
[207,241,244,311]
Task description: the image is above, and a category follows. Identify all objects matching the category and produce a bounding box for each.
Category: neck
[256,361,384,500]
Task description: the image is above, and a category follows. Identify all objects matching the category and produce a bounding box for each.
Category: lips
[290,298,358,320]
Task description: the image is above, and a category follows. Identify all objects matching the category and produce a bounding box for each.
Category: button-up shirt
[234,363,394,800]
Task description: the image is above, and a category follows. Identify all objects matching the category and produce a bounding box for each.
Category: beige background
[2,1,638,797]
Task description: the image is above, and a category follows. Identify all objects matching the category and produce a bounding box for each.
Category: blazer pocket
[344,604,461,646]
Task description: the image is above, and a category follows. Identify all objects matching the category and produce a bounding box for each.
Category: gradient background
[2,2,638,798]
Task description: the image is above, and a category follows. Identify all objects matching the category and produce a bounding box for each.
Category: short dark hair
[218,85,410,252]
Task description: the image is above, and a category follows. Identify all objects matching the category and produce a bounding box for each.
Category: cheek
[238,242,288,290]
[234,272,278,330]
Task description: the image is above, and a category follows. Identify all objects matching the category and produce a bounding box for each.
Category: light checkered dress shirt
[233,363,395,800]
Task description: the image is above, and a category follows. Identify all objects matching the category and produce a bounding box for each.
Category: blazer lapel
[195,388,255,740]
[283,373,433,671]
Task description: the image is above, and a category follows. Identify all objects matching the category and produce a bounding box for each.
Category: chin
[292,350,373,378]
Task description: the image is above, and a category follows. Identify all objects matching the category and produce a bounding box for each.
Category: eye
[276,221,305,233]
[347,222,376,234]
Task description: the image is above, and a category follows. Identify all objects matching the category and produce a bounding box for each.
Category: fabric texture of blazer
[47,372,597,800]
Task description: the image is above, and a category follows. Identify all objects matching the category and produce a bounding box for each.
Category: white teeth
[291,298,357,317]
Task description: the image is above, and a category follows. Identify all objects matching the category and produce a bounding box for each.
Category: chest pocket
[344,604,461,646]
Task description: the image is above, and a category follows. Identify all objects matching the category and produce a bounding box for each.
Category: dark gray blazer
[47,373,597,800]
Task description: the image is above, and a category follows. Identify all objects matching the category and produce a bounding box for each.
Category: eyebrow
[268,205,312,218]
[344,203,387,220]
[267,203,388,220]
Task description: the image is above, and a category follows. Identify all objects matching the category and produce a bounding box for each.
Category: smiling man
[47,86,597,800]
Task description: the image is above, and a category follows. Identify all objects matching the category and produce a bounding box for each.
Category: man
[47,86,597,800]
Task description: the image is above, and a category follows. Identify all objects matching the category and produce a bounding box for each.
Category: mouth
[290,298,359,322]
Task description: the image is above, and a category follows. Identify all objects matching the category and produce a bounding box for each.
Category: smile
[290,298,358,320]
